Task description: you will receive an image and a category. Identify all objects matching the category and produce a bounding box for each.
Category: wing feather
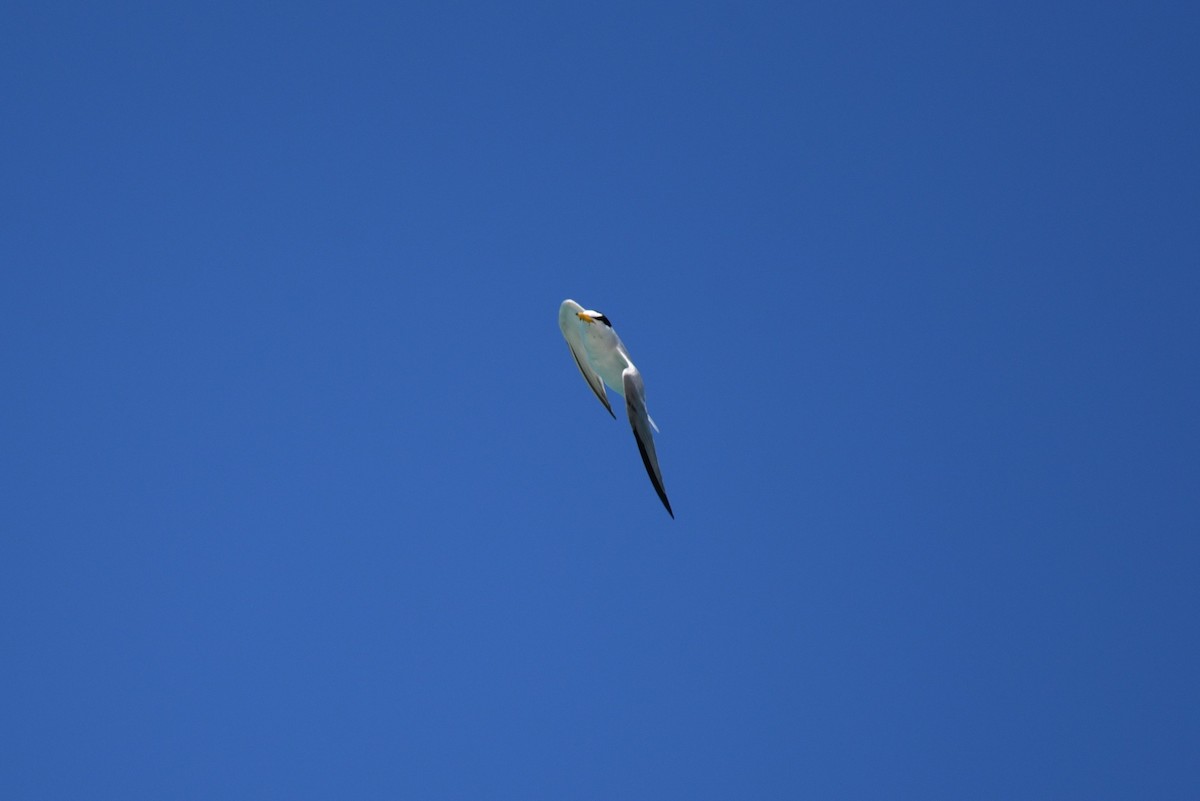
[622,367,673,518]
[559,300,615,418]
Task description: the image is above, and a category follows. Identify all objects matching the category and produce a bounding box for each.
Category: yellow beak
[577,312,595,324]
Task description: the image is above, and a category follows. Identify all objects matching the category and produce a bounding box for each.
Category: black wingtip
[632,427,674,518]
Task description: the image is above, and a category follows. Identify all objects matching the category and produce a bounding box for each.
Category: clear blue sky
[3,2,1198,798]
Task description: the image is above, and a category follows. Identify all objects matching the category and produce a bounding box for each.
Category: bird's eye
[595,314,612,327]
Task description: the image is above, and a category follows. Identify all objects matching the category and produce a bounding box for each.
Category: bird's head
[577,310,612,327]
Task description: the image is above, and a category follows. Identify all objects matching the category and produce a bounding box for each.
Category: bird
[558,298,673,518]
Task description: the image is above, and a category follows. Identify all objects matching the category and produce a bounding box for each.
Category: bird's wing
[622,366,673,518]
[559,299,615,418]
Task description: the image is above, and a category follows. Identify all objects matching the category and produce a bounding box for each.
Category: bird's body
[578,321,630,396]
[558,299,672,517]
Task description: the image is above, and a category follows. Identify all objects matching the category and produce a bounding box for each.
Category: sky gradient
[3,2,1199,798]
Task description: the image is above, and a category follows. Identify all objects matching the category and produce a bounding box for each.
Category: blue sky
[3,1,1198,798]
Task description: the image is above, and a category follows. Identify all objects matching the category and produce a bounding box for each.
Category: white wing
[622,366,673,518]
[559,299,615,418]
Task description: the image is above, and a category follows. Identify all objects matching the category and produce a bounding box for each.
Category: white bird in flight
[558,299,673,518]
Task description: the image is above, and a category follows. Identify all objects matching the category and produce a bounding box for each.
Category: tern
[558,299,673,518]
